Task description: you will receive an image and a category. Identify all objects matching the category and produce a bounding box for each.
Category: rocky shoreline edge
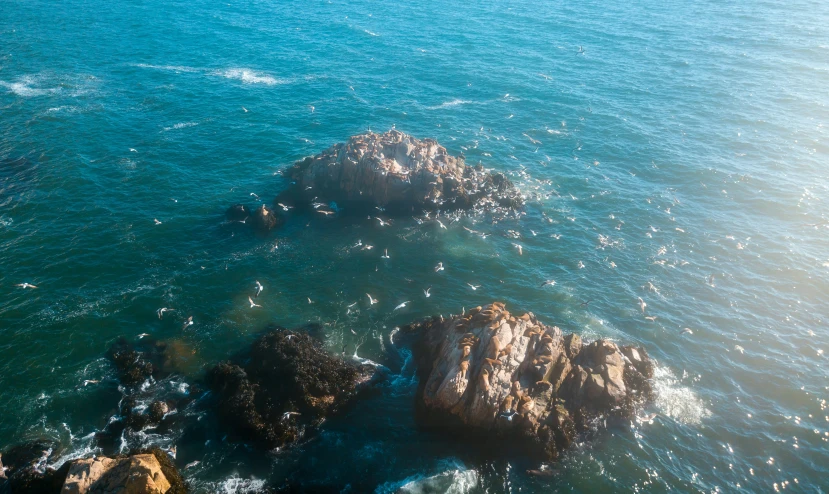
[1,303,653,493]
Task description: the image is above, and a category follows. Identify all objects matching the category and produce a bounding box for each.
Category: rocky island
[402,302,654,461]
[228,130,524,232]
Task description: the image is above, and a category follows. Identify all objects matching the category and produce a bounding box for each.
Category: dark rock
[225,204,251,222]
[207,326,382,450]
[248,204,281,233]
[275,130,524,215]
[0,440,69,494]
[107,338,156,387]
[400,302,654,462]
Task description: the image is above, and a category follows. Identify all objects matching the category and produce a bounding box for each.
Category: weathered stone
[275,130,523,215]
[60,450,185,494]
[401,302,653,462]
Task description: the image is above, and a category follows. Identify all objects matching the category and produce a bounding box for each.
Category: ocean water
[2,0,829,491]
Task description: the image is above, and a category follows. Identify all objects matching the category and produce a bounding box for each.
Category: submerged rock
[275,130,523,215]
[225,204,250,223]
[402,302,653,462]
[207,325,383,450]
[60,448,186,494]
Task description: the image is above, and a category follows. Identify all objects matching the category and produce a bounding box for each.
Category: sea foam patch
[653,365,711,425]
[217,68,285,85]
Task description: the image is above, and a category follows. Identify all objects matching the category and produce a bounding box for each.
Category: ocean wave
[217,68,284,85]
[426,99,477,110]
[196,476,268,493]
[162,121,199,132]
[652,366,711,425]
[133,63,201,73]
[377,460,478,494]
[0,79,52,97]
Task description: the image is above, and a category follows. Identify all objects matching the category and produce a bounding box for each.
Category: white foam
[218,68,283,85]
[199,475,268,493]
[0,79,48,97]
[133,63,201,73]
[162,121,199,132]
[652,366,711,425]
[378,462,478,494]
[427,99,476,110]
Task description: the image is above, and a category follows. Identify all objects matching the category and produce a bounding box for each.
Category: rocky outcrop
[274,130,523,215]
[402,302,653,461]
[60,448,186,494]
[247,204,282,233]
[207,325,384,450]
[0,440,69,493]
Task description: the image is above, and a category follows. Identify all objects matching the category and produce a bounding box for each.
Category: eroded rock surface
[403,302,653,461]
[275,130,523,215]
[60,448,186,494]
[207,325,384,450]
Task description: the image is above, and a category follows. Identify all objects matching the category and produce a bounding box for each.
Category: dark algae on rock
[208,325,384,450]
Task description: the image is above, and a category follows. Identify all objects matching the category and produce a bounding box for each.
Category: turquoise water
[2,0,829,491]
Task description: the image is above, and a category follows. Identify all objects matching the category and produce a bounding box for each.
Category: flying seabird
[423,286,432,297]
[512,243,523,255]
[467,283,480,291]
[15,283,37,289]
[435,262,444,272]
[394,301,409,311]
[638,297,647,314]
[381,249,390,259]
[540,280,556,288]
[154,219,162,225]
[248,297,261,308]
[182,316,193,330]
[436,220,447,230]
[157,308,174,319]
[255,281,263,297]
[367,293,378,305]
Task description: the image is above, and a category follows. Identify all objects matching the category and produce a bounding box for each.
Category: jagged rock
[248,204,281,233]
[108,338,156,387]
[275,130,523,215]
[401,302,653,462]
[207,325,383,450]
[60,448,186,494]
[225,204,250,222]
[0,440,69,493]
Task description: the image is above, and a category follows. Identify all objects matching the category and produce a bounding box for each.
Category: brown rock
[404,301,654,462]
[276,130,523,214]
[61,454,171,494]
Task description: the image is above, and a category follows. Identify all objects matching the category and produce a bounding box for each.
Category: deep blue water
[2,0,829,491]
